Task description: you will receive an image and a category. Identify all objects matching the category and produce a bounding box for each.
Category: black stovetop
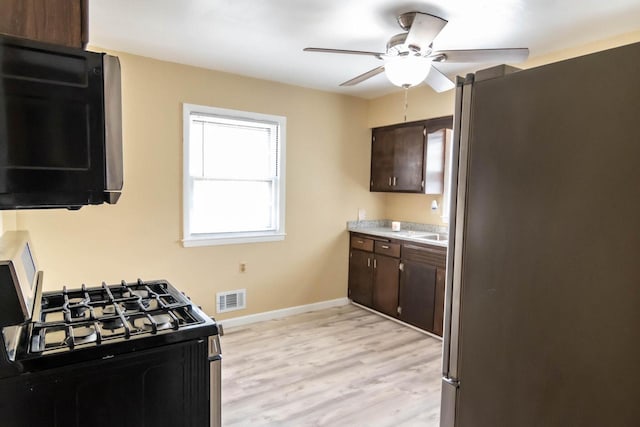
[16,279,218,371]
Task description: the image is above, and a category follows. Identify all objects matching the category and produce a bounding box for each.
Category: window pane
[190,179,274,234]
[189,121,204,176]
[184,104,285,244]
[200,123,275,180]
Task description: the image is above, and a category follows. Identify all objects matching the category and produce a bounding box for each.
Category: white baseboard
[218,297,350,330]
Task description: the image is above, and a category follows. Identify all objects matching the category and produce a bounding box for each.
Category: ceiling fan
[304,12,529,92]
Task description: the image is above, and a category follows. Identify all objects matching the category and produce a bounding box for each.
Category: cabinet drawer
[374,241,401,258]
[402,244,446,267]
[351,236,374,252]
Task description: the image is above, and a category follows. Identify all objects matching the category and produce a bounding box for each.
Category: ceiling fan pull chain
[403,87,409,122]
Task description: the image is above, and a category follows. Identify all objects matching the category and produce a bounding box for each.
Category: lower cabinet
[398,259,437,331]
[399,244,446,334]
[348,232,447,336]
[348,248,373,307]
[348,237,401,317]
[433,268,446,336]
[372,253,400,317]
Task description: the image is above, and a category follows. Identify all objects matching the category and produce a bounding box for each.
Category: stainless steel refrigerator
[440,41,640,427]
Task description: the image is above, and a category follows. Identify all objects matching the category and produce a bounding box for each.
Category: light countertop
[347,220,448,248]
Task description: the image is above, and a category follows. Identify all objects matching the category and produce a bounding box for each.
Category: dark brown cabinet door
[370,116,452,194]
[372,255,400,317]
[348,249,373,307]
[399,259,437,331]
[392,125,425,192]
[370,123,424,192]
[432,267,446,336]
[370,128,395,191]
[0,0,88,48]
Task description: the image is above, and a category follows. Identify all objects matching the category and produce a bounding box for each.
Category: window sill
[182,232,286,247]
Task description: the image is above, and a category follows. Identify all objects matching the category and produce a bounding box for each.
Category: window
[183,104,286,246]
[441,129,453,223]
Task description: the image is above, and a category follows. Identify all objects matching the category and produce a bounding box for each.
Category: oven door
[208,335,222,427]
[0,338,212,427]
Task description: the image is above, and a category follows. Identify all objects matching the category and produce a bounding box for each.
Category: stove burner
[101,317,124,330]
[70,304,89,318]
[73,326,97,344]
[68,296,90,318]
[124,289,149,299]
[142,314,172,331]
[123,298,150,311]
[102,304,121,316]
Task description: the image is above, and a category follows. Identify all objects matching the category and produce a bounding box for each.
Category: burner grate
[29,279,205,354]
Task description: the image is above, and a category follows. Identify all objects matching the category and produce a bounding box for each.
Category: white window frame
[182,103,286,247]
[441,128,453,223]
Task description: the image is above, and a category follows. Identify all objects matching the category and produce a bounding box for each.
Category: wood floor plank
[221,304,442,426]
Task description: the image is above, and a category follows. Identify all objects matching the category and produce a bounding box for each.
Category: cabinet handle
[388,177,392,186]
[381,245,390,249]
[393,176,397,186]
[356,240,364,244]
[373,258,377,269]
[367,258,371,267]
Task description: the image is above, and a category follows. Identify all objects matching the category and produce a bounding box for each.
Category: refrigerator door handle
[442,74,474,381]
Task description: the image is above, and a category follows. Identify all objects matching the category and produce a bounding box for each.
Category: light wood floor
[220,304,443,426]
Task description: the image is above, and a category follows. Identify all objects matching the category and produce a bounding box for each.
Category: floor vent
[216,289,246,313]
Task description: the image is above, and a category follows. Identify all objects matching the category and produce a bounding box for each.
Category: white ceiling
[89,0,640,99]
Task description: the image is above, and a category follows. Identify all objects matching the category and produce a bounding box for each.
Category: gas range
[0,231,221,427]
[29,279,212,357]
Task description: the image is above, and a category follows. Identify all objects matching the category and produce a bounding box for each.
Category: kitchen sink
[394,231,448,244]
[415,235,448,244]
[394,231,437,238]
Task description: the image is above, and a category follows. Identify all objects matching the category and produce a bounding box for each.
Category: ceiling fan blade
[433,48,529,63]
[404,12,448,52]
[340,66,385,86]
[424,64,455,93]
[304,47,384,59]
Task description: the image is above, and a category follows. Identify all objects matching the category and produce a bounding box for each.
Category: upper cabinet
[370,116,453,194]
[0,0,88,48]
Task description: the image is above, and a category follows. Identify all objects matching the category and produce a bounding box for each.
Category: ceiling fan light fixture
[384,55,431,88]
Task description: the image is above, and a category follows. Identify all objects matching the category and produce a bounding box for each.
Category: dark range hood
[0,35,123,210]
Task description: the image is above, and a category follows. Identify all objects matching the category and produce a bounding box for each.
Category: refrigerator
[440,41,640,427]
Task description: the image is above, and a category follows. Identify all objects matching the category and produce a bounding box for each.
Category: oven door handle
[209,355,221,427]
[208,334,222,427]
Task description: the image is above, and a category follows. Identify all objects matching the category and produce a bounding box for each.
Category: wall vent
[216,289,246,313]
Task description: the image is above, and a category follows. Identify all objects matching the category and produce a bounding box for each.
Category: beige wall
[11,52,385,318]
[367,29,640,227]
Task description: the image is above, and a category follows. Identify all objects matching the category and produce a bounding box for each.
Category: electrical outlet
[239,262,247,273]
[358,208,366,221]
